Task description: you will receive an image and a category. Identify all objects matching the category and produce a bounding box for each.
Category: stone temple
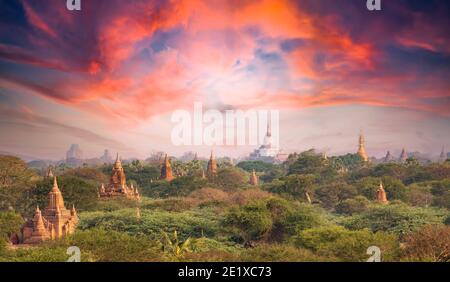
[16,177,78,244]
[98,153,140,200]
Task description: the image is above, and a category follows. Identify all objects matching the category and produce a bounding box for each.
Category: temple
[377,181,388,204]
[17,177,78,244]
[46,167,54,178]
[160,154,174,181]
[249,170,258,186]
[249,120,287,163]
[357,132,369,162]
[206,151,218,179]
[99,154,140,200]
[399,148,408,162]
[384,151,394,162]
[439,146,446,163]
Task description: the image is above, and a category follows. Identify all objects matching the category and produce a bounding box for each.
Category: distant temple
[384,151,394,162]
[399,148,408,162]
[249,121,288,163]
[160,154,174,181]
[249,170,258,186]
[46,167,54,178]
[377,181,388,204]
[16,177,78,244]
[357,132,369,162]
[99,154,140,200]
[206,151,218,179]
[439,146,446,163]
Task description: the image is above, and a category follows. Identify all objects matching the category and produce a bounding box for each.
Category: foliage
[216,167,248,191]
[0,156,37,212]
[335,196,370,215]
[78,208,221,240]
[401,225,450,262]
[341,203,448,236]
[0,212,24,242]
[292,225,400,261]
[161,230,192,258]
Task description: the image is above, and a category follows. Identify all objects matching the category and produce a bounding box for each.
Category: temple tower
[249,170,258,186]
[357,132,369,162]
[48,177,65,212]
[160,154,174,181]
[399,148,408,163]
[384,151,394,162]
[206,151,218,179]
[377,181,388,204]
[439,146,446,163]
[20,178,78,244]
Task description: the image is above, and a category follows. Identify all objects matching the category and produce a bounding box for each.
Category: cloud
[0,0,448,127]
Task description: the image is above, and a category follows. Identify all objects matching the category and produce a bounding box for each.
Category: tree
[341,203,448,235]
[292,225,399,262]
[335,196,370,215]
[224,201,273,244]
[216,167,247,191]
[267,174,316,201]
[0,156,37,212]
[288,149,327,175]
[401,225,450,262]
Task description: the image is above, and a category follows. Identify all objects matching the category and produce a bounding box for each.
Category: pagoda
[160,154,174,181]
[249,170,258,186]
[18,177,78,244]
[206,151,218,179]
[384,151,394,162]
[357,132,369,162]
[376,181,388,204]
[399,148,408,163]
[99,153,140,200]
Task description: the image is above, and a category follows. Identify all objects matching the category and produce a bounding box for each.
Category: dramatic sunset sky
[0,0,449,160]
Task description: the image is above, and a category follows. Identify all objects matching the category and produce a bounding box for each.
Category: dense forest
[0,150,449,262]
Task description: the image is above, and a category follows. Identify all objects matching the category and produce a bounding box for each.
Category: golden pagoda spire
[357,131,369,162]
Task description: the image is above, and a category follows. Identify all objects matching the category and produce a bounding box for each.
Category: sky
[0,0,449,160]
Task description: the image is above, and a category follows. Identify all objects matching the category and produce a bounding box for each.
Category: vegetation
[0,150,449,262]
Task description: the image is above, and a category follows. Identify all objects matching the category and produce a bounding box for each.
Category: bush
[216,167,248,191]
[341,203,448,236]
[335,196,370,215]
[292,225,399,261]
[223,201,273,243]
[239,244,323,262]
[78,208,221,240]
[0,212,24,241]
[401,225,450,262]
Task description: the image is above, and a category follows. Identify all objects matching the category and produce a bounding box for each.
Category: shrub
[401,225,450,262]
[292,225,399,262]
[78,208,220,240]
[223,201,273,243]
[335,196,370,215]
[239,244,323,262]
[216,167,248,191]
[341,203,447,236]
[229,189,272,206]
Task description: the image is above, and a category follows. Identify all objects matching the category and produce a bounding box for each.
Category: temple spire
[399,148,408,162]
[377,181,388,204]
[357,131,369,162]
[207,150,218,179]
[160,154,174,181]
[249,169,258,186]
